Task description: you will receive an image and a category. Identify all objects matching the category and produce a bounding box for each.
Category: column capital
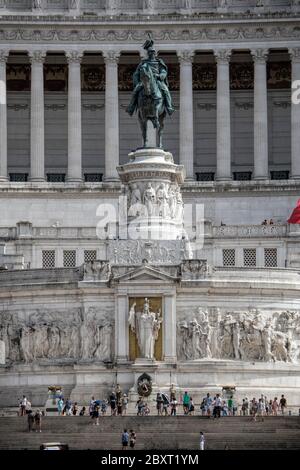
[214,49,231,64]
[251,48,269,63]
[103,50,120,65]
[66,50,83,64]
[0,50,9,63]
[29,50,47,64]
[177,50,194,64]
[289,48,300,63]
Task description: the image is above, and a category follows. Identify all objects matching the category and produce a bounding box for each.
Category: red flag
[288,199,300,224]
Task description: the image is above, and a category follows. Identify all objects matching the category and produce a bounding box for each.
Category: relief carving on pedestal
[127,181,183,221]
[108,240,184,265]
[177,308,300,363]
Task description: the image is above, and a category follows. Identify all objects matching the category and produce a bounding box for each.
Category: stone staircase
[0,416,300,450]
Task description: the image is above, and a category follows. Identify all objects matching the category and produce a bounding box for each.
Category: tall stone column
[177,50,195,180]
[103,51,120,181]
[163,293,177,362]
[0,50,9,182]
[215,49,232,181]
[251,49,269,180]
[66,51,83,182]
[29,50,46,182]
[115,293,128,363]
[289,48,300,179]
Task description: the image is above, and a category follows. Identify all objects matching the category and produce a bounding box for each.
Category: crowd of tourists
[198,393,288,419]
[18,389,291,423]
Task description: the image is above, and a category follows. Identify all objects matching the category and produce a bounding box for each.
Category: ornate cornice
[0,22,300,45]
[251,48,269,64]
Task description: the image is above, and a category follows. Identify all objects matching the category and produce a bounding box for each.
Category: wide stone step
[1,416,299,450]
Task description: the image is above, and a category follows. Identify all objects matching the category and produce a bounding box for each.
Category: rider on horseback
[126,38,174,117]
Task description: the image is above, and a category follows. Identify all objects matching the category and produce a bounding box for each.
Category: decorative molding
[65,50,83,64]
[44,64,68,92]
[251,48,269,63]
[1,24,300,44]
[234,102,253,110]
[273,101,291,109]
[45,103,66,111]
[28,50,46,64]
[197,103,216,111]
[103,50,120,64]
[7,103,29,111]
[193,64,216,90]
[177,50,194,64]
[267,62,291,88]
[230,63,254,89]
[213,224,287,238]
[7,64,31,91]
[214,49,231,64]
[82,103,104,111]
[289,47,300,63]
[82,64,105,91]
[0,49,9,63]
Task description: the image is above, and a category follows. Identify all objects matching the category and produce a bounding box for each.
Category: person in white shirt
[200,432,205,450]
[21,396,27,416]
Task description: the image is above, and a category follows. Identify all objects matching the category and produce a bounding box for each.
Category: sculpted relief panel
[0,307,114,364]
[126,181,183,221]
[177,308,300,364]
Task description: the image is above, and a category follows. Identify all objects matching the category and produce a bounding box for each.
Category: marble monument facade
[0,2,300,406]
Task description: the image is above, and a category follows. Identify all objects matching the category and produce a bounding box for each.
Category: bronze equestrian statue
[126,37,174,149]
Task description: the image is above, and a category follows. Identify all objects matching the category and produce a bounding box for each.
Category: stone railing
[213,224,287,238]
[33,227,98,239]
[0,224,294,241]
[0,0,295,17]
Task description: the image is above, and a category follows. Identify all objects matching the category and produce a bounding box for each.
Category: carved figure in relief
[128,183,144,217]
[48,325,60,358]
[143,182,156,216]
[32,0,43,9]
[94,322,113,361]
[156,183,170,218]
[261,320,275,362]
[20,326,34,363]
[69,0,80,9]
[177,321,189,359]
[177,307,300,363]
[107,0,119,11]
[182,0,192,9]
[188,319,202,358]
[143,0,154,10]
[168,185,177,219]
[175,186,184,220]
[0,308,114,364]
